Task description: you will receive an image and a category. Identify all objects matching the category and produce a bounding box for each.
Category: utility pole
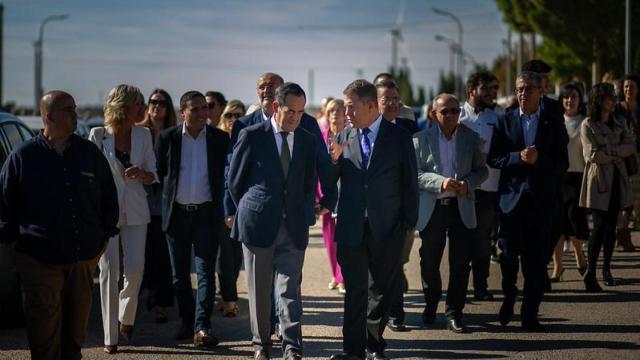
[505,29,512,95]
[33,14,68,114]
[390,28,401,72]
[625,0,631,74]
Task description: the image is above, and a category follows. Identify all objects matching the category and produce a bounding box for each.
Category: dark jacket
[156,124,229,231]
[0,134,119,264]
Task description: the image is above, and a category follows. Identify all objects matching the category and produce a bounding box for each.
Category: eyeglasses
[149,99,168,108]
[379,96,400,105]
[223,112,244,119]
[207,102,218,109]
[515,86,541,94]
[437,108,461,117]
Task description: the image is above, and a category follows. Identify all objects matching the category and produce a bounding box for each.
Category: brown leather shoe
[255,349,270,360]
[119,324,133,345]
[193,329,219,348]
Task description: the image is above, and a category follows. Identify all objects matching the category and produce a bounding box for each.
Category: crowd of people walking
[0,59,638,360]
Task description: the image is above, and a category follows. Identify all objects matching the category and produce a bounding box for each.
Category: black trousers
[216,223,243,302]
[142,215,174,307]
[337,221,403,358]
[471,190,499,292]
[498,193,549,321]
[419,199,473,320]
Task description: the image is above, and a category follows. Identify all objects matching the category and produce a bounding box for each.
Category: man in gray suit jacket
[413,94,488,333]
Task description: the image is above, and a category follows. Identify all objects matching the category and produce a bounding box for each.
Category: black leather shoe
[174,323,193,340]
[387,319,408,332]
[583,272,602,292]
[473,289,494,301]
[422,310,436,325]
[366,349,389,360]
[446,318,465,333]
[521,318,546,332]
[284,350,302,360]
[330,353,364,360]
[255,349,270,360]
[499,298,515,326]
[603,270,618,286]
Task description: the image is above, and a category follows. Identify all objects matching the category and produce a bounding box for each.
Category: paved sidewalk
[1,226,639,359]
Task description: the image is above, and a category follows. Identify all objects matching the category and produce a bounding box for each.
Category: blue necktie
[360,128,371,168]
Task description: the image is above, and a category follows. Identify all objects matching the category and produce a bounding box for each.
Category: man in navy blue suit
[487,71,568,332]
[327,80,418,360]
[224,73,328,229]
[229,83,334,360]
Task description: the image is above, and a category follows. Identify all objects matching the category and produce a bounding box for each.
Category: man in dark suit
[156,91,230,346]
[229,83,333,360]
[224,72,327,229]
[374,79,418,333]
[487,72,569,332]
[326,80,418,360]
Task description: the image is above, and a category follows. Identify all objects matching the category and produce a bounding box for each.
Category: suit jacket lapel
[367,120,388,171]
[287,129,304,186]
[347,128,363,170]
[425,125,441,170]
[102,131,125,175]
[455,127,467,172]
[264,120,285,180]
[172,125,183,180]
[510,111,525,149]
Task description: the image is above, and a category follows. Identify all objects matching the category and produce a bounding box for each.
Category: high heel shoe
[602,270,618,286]
[578,266,587,276]
[549,269,564,283]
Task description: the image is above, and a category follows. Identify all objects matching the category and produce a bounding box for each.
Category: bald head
[40,90,77,141]
[257,72,284,117]
[40,90,73,117]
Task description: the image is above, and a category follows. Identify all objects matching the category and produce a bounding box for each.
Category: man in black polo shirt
[0,90,119,360]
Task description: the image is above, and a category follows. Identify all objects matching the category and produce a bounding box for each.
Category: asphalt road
[1,225,639,359]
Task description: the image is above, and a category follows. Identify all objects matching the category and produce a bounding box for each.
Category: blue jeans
[166,204,219,332]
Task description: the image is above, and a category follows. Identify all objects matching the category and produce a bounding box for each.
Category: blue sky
[3,0,509,108]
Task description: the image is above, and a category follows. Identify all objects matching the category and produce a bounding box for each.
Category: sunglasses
[223,112,243,119]
[438,108,461,117]
[207,102,218,109]
[149,99,168,108]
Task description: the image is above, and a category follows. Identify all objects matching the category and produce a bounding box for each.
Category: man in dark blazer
[326,80,418,360]
[156,91,229,346]
[229,83,333,360]
[374,79,418,333]
[487,72,569,332]
[224,72,328,229]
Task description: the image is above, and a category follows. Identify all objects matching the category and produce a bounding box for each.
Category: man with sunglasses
[412,93,488,334]
[205,91,227,127]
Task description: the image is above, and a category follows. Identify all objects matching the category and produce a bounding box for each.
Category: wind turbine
[389,1,405,72]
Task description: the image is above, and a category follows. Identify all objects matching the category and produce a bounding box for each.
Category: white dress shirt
[565,113,586,173]
[175,125,212,205]
[270,116,294,157]
[458,101,500,192]
[437,126,458,199]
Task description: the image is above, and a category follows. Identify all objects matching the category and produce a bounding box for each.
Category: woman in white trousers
[89,84,158,354]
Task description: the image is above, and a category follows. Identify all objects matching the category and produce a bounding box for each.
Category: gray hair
[516,71,542,87]
[432,93,459,108]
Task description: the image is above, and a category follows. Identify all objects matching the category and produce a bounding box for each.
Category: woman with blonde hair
[319,99,345,293]
[138,89,177,323]
[90,84,158,354]
[216,99,245,316]
[217,99,245,135]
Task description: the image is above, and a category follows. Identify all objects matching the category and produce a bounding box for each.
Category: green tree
[496,0,640,85]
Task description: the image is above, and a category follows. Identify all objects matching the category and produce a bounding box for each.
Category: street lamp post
[432,8,463,97]
[34,14,68,113]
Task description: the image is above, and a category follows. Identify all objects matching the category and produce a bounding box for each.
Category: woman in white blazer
[89,84,158,354]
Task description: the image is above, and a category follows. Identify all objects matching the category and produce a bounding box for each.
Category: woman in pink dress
[318,99,346,293]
